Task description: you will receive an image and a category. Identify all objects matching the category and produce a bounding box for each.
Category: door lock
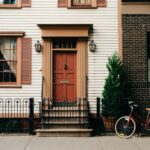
[64,64,67,70]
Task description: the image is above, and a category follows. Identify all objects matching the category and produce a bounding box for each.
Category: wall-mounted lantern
[35,41,42,53]
[89,40,96,52]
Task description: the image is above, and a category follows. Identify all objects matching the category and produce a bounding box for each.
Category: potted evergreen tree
[102,53,126,131]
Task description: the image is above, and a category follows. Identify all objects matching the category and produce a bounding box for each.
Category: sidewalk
[0,135,150,150]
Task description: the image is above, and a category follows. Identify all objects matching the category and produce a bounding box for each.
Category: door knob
[64,64,67,70]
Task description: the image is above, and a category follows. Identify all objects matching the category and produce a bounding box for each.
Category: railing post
[29,97,34,135]
[97,97,100,119]
[78,98,81,128]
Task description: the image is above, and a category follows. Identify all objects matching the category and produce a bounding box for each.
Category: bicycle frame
[128,105,150,131]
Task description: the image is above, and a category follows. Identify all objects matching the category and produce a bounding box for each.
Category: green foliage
[102,53,126,117]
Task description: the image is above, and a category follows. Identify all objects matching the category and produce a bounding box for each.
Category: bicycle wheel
[115,116,136,138]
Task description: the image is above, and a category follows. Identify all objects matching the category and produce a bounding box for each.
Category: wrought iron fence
[41,98,90,129]
[0,97,35,134]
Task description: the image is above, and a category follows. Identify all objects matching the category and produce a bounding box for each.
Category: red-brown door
[53,51,77,102]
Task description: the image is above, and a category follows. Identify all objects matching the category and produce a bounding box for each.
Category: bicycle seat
[128,101,138,107]
[128,101,134,105]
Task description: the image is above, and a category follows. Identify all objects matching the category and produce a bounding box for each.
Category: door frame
[42,38,88,100]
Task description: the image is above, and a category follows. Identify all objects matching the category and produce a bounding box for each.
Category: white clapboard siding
[0,0,118,113]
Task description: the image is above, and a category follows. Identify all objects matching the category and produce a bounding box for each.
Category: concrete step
[41,117,88,123]
[42,112,88,117]
[42,106,88,111]
[42,121,87,124]
[36,128,93,137]
[41,121,89,129]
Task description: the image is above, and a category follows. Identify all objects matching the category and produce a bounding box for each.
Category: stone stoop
[38,99,92,137]
[36,129,93,137]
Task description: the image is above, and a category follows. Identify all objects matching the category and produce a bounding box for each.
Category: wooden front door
[53,51,77,102]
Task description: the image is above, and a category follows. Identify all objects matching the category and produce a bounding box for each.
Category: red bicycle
[115,101,150,138]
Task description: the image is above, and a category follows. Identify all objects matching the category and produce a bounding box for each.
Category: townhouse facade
[0,0,120,135]
[122,0,150,110]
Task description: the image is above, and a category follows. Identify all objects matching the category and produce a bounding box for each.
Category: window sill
[122,2,150,5]
[0,4,21,9]
[68,6,97,9]
[0,85,22,88]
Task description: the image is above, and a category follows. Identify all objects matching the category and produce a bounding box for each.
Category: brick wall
[123,15,150,109]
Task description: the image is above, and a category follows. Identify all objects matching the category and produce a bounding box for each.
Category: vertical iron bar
[97,97,100,119]
[78,98,81,128]
[29,97,34,135]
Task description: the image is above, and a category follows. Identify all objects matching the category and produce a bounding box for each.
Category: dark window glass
[53,38,77,49]
[0,0,16,4]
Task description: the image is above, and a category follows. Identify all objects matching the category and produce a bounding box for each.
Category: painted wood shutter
[97,0,107,7]
[58,0,68,7]
[21,0,31,7]
[21,38,32,84]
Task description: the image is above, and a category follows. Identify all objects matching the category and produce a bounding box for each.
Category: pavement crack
[24,136,33,150]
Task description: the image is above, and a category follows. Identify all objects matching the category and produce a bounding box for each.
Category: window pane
[0,0,16,4]
[0,62,3,71]
[0,40,4,60]
[0,39,4,50]
[0,72,3,82]
[0,37,17,83]
[4,61,10,71]
[10,72,16,82]
[10,49,16,60]
[11,39,16,50]
[10,61,16,75]
[3,50,10,60]
[72,0,91,5]
[53,38,77,49]
[4,39,10,49]
[0,49,3,60]
[4,72,9,82]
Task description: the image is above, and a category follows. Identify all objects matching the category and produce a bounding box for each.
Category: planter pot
[102,117,117,132]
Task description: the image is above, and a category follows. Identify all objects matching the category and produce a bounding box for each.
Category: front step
[39,98,91,137]
[41,121,89,129]
[36,128,93,137]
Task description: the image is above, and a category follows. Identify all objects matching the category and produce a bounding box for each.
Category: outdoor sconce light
[35,41,42,53]
[89,40,96,52]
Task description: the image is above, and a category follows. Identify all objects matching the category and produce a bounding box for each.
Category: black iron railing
[41,98,90,129]
[96,97,116,133]
[0,97,35,134]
